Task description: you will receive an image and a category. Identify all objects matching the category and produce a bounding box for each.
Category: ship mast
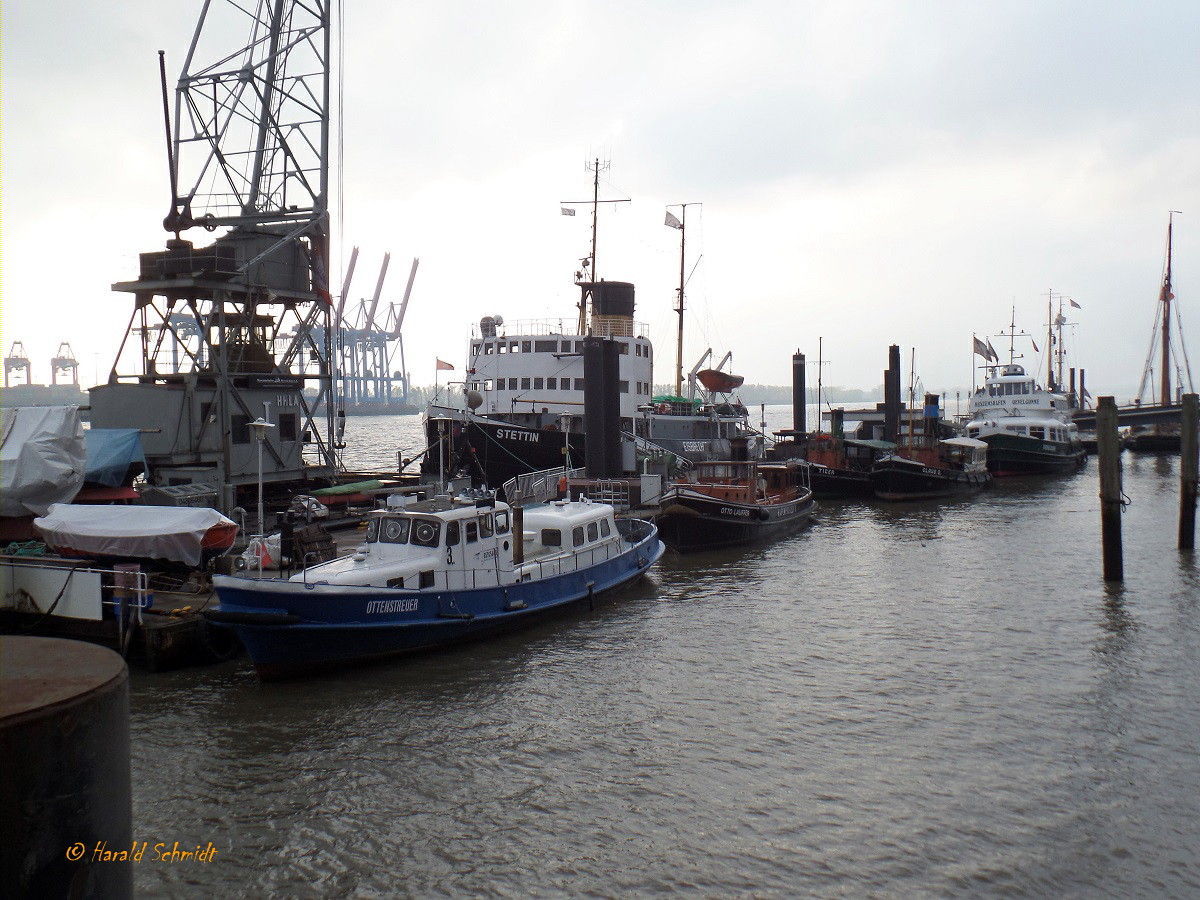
[1161,213,1175,405]
[666,202,699,396]
[563,159,628,333]
[1046,292,1055,390]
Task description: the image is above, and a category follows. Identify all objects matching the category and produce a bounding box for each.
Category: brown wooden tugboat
[656,439,816,552]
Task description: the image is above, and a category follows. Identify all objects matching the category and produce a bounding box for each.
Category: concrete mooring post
[1097,396,1123,581]
[1180,393,1199,551]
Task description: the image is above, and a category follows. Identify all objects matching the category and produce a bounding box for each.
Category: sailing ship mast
[1135,211,1192,405]
[1161,213,1175,405]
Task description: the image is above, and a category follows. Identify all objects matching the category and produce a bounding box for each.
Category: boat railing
[625,432,694,473]
[477,319,651,340]
[502,466,586,507]
[0,555,152,657]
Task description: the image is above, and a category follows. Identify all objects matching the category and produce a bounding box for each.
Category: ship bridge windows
[534,340,557,353]
[466,521,478,543]
[541,528,561,547]
[1030,426,1045,439]
[411,518,441,547]
[573,526,585,547]
[380,517,411,544]
[1005,425,1027,434]
[495,510,510,534]
[479,513,494,538]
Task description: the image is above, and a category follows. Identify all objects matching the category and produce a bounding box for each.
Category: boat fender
[758,508,770,521]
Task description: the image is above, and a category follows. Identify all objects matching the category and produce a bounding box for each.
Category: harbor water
[129,408,1200,895]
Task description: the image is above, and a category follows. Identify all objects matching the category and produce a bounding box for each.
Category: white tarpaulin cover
[34,504,237,567]
[0,406,85,517]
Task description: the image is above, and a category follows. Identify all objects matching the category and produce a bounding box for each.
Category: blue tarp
[84,429,147,487]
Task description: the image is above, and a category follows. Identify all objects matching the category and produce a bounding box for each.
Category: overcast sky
[5,1,1199,398]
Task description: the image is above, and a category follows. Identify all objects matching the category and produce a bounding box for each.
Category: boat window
[521,377,531,390]
[508,378,518,390]
[587,522,598,542]
[419,570,435,588]
[465,521,478,543]
[495,510,510,534]
[1030,426,1045,439]
[381,517,411,543]
[547,377,557,389]
[510,341,519,352]
[534,377,544,390]
[521,340,532,353]
[365,518,380,542]
[411,519,441,548]
[541,528,561,547]
[573,526,585,547]
[472,343,481,355]
[534,340,556,353]
[446,521,460,546]
[561,341,572,352]
[967,428,979,438]
[600,518,610,537]
[479,514,494,537]
[574,378,585,391]
[619,381,629,393]
[988,385,996,397]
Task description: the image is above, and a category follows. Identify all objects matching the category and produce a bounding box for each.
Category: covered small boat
[207,495,663,679]
[34,504,238,567]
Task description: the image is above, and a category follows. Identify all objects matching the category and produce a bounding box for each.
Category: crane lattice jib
[168,0,329,233]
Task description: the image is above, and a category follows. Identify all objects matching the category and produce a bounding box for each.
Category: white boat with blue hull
[207,496,663,680]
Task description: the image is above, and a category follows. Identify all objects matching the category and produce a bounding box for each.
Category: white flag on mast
[664,210,682,230]
[561,207,575,217]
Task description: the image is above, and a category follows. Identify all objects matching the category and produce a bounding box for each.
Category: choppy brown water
[129,409,1200,896]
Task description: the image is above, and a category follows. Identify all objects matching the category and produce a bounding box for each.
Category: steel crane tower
[92,0,338,511]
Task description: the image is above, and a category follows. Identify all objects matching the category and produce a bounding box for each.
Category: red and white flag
[436,359,454,371]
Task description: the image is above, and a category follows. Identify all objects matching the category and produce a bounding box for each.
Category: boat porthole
[503,540,509,550]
